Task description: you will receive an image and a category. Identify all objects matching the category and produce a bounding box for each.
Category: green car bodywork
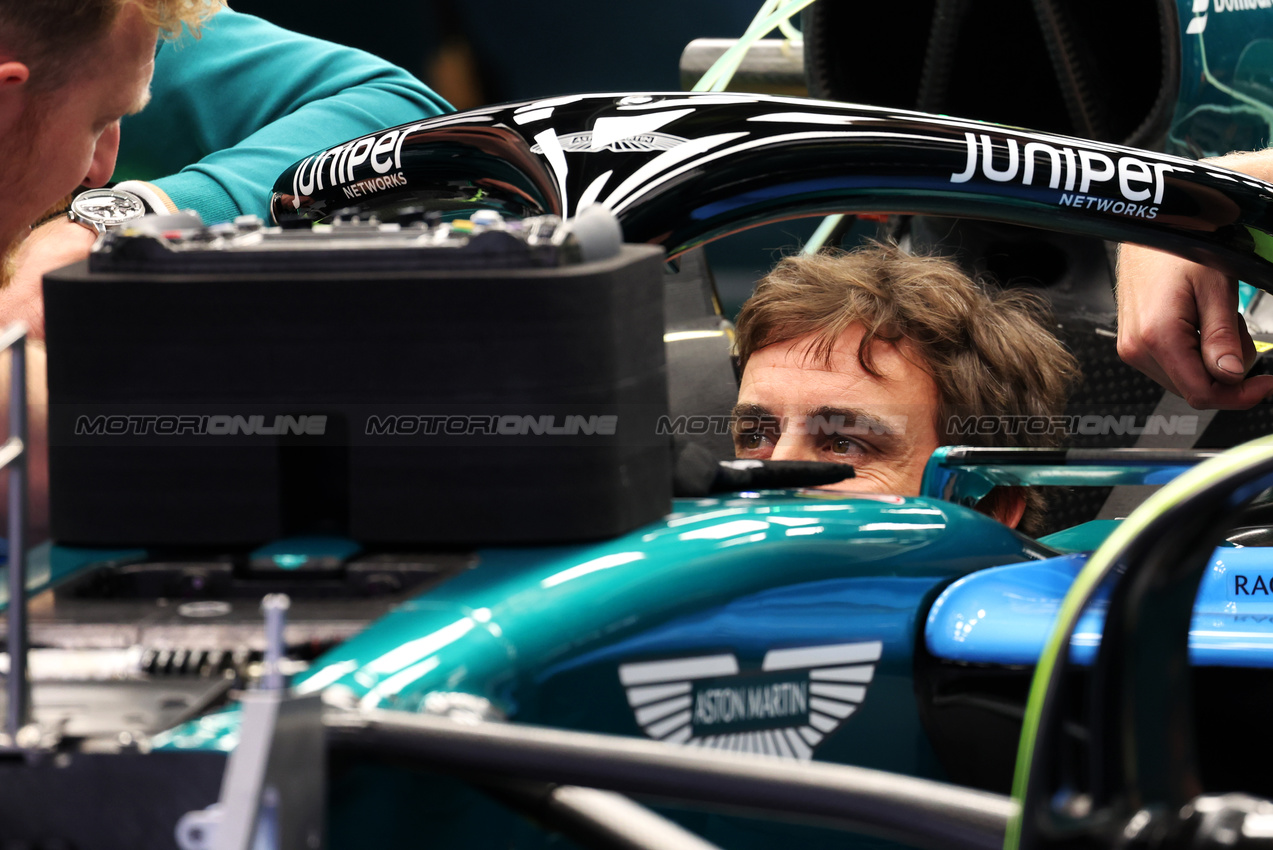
[148,490,1043,847]
[158,490,1040,759]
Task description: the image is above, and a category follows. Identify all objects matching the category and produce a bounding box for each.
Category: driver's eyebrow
[805,405,901,441]
[730,402,777,424]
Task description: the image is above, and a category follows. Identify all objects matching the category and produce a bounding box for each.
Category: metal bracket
[0,322,29,745]
[176,595,325,850]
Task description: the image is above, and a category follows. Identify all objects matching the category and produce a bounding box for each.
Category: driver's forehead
[738,327,940,416]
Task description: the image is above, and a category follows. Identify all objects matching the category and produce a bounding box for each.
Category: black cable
[1030,0,1108,140]
[916,0,969,114]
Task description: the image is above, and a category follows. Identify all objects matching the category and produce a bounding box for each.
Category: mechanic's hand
[0,217,96,341]
[1116,242,1273,409]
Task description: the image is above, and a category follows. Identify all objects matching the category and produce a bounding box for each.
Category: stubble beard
[0,103,40,291]
[0,99,75,291]
[0,243,15,293]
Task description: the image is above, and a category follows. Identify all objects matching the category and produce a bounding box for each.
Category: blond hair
[0,0,223,91]
[735,242,1079,534]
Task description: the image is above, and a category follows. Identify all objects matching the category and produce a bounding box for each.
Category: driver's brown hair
[734,241,1080,535]
[0,0,222,92]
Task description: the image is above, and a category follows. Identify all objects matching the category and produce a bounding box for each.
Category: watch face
[72,189,146,226]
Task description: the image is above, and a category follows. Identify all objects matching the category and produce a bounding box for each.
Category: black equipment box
[44,216,671,547]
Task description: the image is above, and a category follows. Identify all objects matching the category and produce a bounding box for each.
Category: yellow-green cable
[709,3,815,93]
[693,0,814,93]
[1197,33,1273,126]
[692,0,776,92]
[1003,434,1273,850]
[804,214,846,255]
[692,0,832,251]
[694,0,782,92]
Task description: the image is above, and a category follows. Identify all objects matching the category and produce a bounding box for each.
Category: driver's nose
[769,434,816,463]
[82,122,121,188]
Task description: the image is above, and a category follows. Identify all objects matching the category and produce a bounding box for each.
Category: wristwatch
[67,187,148,234]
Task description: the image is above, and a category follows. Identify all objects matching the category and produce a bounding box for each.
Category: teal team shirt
[117,9,453,223]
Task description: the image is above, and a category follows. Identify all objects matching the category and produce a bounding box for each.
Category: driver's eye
[827,435,867,459]
[736,431,766,451]
[829,437,854,455]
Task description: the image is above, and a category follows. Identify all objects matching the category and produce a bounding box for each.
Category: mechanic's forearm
[1114,146,1273,409]
[1202,148,1273,182]
[146,80,448,222]
[0,220,96,341]
[117,9,452,222]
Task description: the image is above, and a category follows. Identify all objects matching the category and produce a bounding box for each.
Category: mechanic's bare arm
[1117,149,1273,409]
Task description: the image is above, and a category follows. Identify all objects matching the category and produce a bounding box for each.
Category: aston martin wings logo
[618,640,882,760]
[529,131,687,154]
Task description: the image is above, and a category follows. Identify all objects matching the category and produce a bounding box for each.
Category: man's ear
[0,61,31,136]
[977,486,1027,530]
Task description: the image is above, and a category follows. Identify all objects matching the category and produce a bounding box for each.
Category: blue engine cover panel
[926,547,1273,667]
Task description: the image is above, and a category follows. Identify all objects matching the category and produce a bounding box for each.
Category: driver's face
[733,325,943,496]
[0,4,156,248]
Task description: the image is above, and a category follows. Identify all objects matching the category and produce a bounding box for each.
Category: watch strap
[113,181,176,215]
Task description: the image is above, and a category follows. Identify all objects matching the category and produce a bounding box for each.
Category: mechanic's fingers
[1195,273,1249,385]
[1239,317,1260,372]
[1137,329,1213,404]
[1199,374,1273,409]
[1115,243,1194,394]
[1120,305,1272,408]
[1146,357,1273,408]
[1113,244,1265,407]
[1164,362,1273,409]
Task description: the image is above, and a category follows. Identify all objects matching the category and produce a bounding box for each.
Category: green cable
[804,214,846,255]
[1197,33,1273,126]
[693,0,813,93]
[693,0,835,251]
[703,0,783,90]
[710,2,814,92]
[692,0,777,92]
